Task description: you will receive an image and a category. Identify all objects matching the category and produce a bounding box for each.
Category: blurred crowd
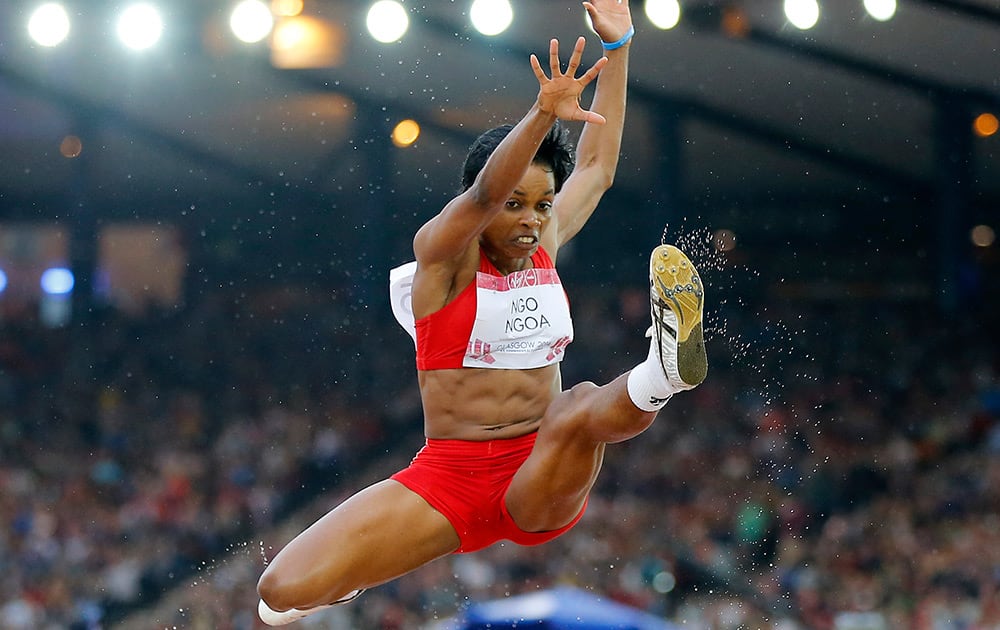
[1,252,998,630]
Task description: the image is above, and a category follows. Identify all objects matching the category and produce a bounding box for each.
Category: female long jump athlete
[257,0,707,623]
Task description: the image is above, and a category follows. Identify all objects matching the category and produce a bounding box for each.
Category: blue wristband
[601,25,634,51]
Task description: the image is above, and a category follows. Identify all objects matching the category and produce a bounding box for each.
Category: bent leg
[505,243,709,534]
[257,479,460,612]
[505,373,656,533]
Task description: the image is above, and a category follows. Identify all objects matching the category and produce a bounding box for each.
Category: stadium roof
[0,0,997,256]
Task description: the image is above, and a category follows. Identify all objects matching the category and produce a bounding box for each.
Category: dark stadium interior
[0,0,998,628]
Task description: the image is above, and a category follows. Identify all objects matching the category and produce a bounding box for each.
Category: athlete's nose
[521,213,541,227]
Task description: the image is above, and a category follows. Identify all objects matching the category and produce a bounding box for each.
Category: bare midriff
[418,364,562,440]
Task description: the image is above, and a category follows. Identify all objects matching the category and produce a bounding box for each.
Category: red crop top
[414,247,573,371]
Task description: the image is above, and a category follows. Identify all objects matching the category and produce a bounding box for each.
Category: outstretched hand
[582,0,633,45]
[530,37,608,124]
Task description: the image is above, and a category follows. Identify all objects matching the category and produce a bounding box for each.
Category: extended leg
[257,479,460,625]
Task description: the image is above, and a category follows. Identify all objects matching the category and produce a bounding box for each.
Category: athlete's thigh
[504,385,607,532]
[268,479,460,596]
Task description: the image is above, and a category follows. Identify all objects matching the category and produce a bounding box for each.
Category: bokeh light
[784,0,819,30]
[470,0,513,36]
[60,135,82,158]
[721,5,751,38]
[230,0,274,44]
[366,0,408,43]
[392,119,421,147]
[973,112,999,138]
[863,0,897,22]
[971,224,995,248]
[28,3,71,47]
[117,3,164,51]
[644,0,681,30]
[40,267,75,295]
[271,0,303,17]
[652,570,677,594]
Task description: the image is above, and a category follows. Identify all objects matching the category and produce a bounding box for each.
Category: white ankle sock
[626,337,681,412]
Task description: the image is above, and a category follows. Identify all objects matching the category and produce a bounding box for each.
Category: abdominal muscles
[418,364,561,440]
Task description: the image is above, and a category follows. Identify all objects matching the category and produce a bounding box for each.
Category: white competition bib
[463,267,573,369]
[388,260,574,369]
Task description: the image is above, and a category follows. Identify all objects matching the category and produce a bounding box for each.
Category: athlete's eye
[505,199,521,209]
[538,201,553,212]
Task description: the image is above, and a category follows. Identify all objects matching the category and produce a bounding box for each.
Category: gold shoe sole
[651,245,708,386]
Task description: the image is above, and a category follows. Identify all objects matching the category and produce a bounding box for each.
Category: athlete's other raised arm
[552,0,632,250]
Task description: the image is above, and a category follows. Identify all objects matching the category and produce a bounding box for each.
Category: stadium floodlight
[40,267,74,295]
[117,3,164,51]
[230,0,274,44]
[863,0,896,22]
[645,0,681,30]
[366,0,408,43]
[28,3,71,47]
[784,0,819,30]
[470,0,513,37]
[0,269,7,294]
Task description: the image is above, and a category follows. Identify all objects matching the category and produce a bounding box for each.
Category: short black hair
[459,122,575,194]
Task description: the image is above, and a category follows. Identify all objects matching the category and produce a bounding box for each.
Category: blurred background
[0,0,997,628]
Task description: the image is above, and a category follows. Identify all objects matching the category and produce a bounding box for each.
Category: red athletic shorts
[390,431,587,553]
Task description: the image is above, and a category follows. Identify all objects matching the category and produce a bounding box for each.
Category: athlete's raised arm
[414,36,607,268]
[553,0,632,249]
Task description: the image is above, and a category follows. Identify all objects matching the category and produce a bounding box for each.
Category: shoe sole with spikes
[649,244,707,389]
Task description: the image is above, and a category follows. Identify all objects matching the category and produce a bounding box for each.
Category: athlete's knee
[257,563,294,611]
[568,380,600,396]
[543,381,600,434]
[257,558,346,612]
[546,378,653,443]
[551,380,598,414]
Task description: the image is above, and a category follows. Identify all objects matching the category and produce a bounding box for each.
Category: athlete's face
[480,163,555,269]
